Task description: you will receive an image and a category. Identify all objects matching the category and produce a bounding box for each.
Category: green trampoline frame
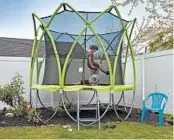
[30,2,137,93]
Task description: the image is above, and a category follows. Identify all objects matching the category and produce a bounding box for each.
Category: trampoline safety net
[40,9,129,86]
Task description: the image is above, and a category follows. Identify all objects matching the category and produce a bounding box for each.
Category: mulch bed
[0,106,173,127]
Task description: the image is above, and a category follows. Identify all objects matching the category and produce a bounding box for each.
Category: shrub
[27,108,41,124]
[164,113,173,124]
[0,73,43,123]
[0,73,28,117]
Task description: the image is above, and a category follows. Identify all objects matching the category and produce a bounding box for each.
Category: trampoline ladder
[77,88,100,130]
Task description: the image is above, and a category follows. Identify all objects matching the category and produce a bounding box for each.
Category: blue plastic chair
[140,92,168,127]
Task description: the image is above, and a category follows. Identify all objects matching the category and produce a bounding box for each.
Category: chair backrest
[147,92,168,109]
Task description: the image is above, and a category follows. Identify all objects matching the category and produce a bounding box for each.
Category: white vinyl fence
[0,49,173,114]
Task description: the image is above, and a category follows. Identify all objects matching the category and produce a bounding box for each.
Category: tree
[148,25,173,52]
[111,0,173,53]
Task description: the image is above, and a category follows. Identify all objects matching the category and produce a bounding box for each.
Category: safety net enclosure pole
[123,19,136,83]
[30,4,64,91]
[30,13,46,87]
[112,19,137,92]
[113,6,136,88]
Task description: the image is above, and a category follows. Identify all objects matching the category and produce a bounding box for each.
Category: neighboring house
[0,37,44,57]
[0,37,84,58]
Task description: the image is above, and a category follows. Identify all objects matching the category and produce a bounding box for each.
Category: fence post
[142,53,145,100]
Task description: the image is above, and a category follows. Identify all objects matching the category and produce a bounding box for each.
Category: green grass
[0,122,173,139]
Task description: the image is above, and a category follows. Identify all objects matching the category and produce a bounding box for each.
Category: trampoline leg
[77,91,80,130]
[96,91,100,130]
[111,92,114,107]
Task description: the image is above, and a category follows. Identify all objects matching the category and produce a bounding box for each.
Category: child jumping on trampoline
[87,44,109,75]
[73,44,109,85]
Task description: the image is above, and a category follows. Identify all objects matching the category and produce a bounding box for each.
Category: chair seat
[146,107,162,112]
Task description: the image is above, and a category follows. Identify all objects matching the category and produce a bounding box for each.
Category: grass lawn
[0,122,173,139]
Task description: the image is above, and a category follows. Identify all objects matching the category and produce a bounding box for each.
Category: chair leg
[145,110,150,122]
[141,109,146,123]
[159,111,163,127]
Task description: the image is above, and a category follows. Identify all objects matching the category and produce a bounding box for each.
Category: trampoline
[29,2,137,127]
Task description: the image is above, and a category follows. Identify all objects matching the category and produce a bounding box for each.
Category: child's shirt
[87,50,96,70]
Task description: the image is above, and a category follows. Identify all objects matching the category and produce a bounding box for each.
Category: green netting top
[40,4,129,36]
[40,3,130,58]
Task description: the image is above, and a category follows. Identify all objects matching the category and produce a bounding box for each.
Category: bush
[27,108,41,124]
[0,73,43,123]
[164,113,173,124]
[0,73,28,117]
[0,85,13,107]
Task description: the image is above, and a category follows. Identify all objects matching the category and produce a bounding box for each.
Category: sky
[0,0,148,39]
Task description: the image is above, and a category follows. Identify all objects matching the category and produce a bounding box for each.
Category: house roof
[0,37,84,58]
[0,37,45,57]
